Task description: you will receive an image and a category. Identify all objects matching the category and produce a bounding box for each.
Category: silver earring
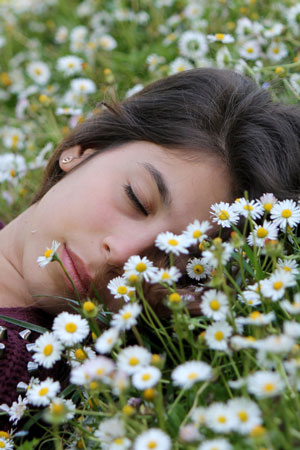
[61,156,74,164]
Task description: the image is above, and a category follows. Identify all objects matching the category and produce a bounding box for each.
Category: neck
[0,208,34,308]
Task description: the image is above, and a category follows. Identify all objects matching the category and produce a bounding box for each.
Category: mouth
[61,244,92,296]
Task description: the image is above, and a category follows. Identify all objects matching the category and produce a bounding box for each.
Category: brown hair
[32,68,300,314]
[33,67,300,205]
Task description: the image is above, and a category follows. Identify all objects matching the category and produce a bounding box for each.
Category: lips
[61,244,92,296]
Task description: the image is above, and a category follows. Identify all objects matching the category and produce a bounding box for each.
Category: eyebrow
[140,162,172,207]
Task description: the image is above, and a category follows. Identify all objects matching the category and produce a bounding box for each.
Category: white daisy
[68,346,96,368]
[169,57,193,75]
[37,240,60,268]
[230,335,258,350]
[205,321,233,351]
[0,153,27,185]
[228,397,262,435]
[183,2,204,19]
[70,78,97,94]
[107,276,135,302]
[98,34,117,51]
[110,303,142,331]
[151,266,182,285]
[236,310,275,326]
[146,53,165,72]
[205,402,237,433]
[132,366,161,390]
[201,289,229,321]
[247,220,278,247]
[259,193,278,214]
[198,438,232,450]
[56,106,82,116]
[255,334,295,354]
[125,84,144,98]
[2,126,25,150]
[266,41,288,61]
[277,258,299,276]
[46,397,76,423]
[0,438,13,450]
[123,255,158,282]
[247,371,285,398]
[190,406,207,426]
[0,395,27,425]
[32,332,63,369]
[110,437,132,450]
[264,23,284,38]
[284,321,300,339]
[171,361,212,389]
[178,31,208,59]
[55,25,68,43]
[210,202,239,228]
[186,257,211,281]
[26,378,60,406]
[95,417,125,446]
[183,219,212,244]
[260,268,296,301]
[155,231,190,255]
[133,428,171,450]
[56,55,83,76]
[280,295,300,314]
[238,290,261,307]
[239,40,261,60]
[270,199,300,230]
[95,328,119,354]
[201,242,234,269]
[179,424,202,443]
[117,346,152,375]
[207,33,234,43]
[52,312,89,346]
[82,356,115,382]
[233,198,264,220]
[27,61,51,85]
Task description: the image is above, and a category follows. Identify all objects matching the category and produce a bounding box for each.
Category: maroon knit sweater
[0,307,67,430]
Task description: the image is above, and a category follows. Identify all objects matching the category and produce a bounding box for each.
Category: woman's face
[23,141,231,310]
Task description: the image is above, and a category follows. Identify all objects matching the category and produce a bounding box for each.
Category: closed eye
[123,184,149,216]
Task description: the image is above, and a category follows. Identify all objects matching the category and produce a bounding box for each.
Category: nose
[103,231,158,267]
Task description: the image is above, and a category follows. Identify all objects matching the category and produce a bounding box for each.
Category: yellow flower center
[96,368,104,376]
[161,271,170,279]
[238,410,248,422]
[264,202,273,212]
[283,266,291,272]
[129,357,139,366]
[218,210,229,220]
[39,387,49,396]
[10,169,16,177]
[247,47,254,53]
[273,47,279,54]
[114,438,124,445]
[169,293,181,303]
[243,204,254,211]
[250,425,266,437]
[214,330,224,341]
[210,300,220,311]
[43,344,53,356]
[35,68,42,75]
[122,312,132,320]
[193,230,202,238]
[250,311,261,320]
[281,209,292,218]
[83,301,95,312]
[136,262,147,272]
[188,372,198,380]
[257,227,268,238]
[44,249,53,258]
[216,33,225,40]
[168,238,179,246]
[142,373,151,381]
[273,281,283,290]
[147,441,157,449]
[75,348,86,360]
[65,322,77,333]
[117,286,128,295]
[218,415,227,423]
[0,433,9,439]
[264,382,275,392]
[0,442,5,449]
[51,402,65,415]
[12,135,19,147]
[193,264,204,274]
[89,381,99,389]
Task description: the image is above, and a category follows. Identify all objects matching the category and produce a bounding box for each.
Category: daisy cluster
[3,193,300,448]
[0,0,300,221]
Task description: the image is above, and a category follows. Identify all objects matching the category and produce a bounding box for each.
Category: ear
[59,145,96,172]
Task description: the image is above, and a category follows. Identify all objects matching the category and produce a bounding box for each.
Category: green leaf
[15,439,40,450]
[0,315,49,334]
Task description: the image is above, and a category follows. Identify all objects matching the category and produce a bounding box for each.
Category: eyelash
[123,184,149,216]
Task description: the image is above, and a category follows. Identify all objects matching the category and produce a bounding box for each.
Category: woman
[0,68,300,411]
